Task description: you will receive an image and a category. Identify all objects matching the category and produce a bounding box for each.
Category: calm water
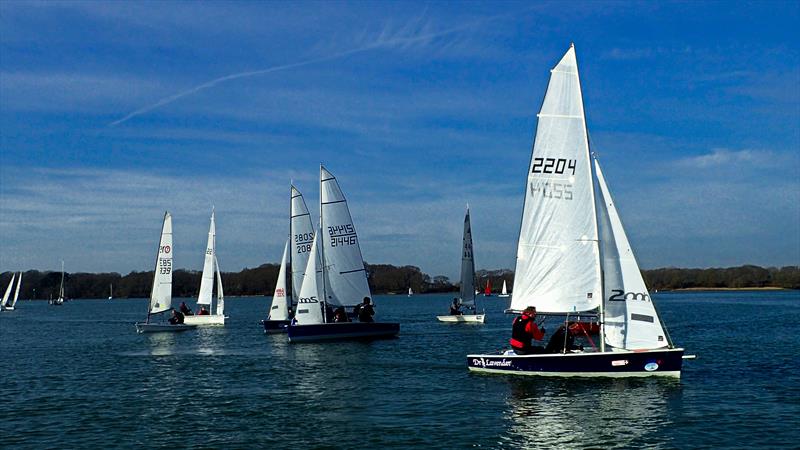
[1,291,798,449]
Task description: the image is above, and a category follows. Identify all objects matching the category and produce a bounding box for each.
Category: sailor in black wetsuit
[357,297,375,323]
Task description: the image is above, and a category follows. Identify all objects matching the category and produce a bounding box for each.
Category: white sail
[319,166,370,306]
[501,280,508,296]
[2,273,15,307]
[294,230,324,325]
[595,159,667,350]
[197,210,216,306]
[11,272,22,307]
[58,261,65,301]
[290,185,318,304]
[269,240,291,320]
[149,212,173,314]
[459,207,476,307]
[214,255,225,315]
[510,45,602,314]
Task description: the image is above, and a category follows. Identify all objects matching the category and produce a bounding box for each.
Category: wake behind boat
[135,212,196,334]
[437,206,484,324]
[467,44,691,377]
[286,166,400,343]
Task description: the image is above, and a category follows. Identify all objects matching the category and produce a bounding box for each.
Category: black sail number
[532,158,576,175]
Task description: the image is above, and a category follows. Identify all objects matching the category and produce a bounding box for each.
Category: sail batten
[510,45,601,313]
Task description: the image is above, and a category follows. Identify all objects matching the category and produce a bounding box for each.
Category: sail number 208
[532,158,576,175]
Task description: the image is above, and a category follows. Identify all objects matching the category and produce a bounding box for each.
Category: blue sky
[1,1,798,278]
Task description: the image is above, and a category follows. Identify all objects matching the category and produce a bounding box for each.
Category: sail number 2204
[531,158,576,175]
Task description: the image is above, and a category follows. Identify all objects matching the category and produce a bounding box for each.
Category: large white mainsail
[214,255,224,315]
[269,240,291,320]
[290,185,318,304]
[595,159,667,350]
[149,212,173,315]
[197,209,216,307]
[510,44,602,314]
[2,273,16,307]
[10,272,21,308]
[459,207,476,308]
[294,230,324,325]
[319,166,371,307]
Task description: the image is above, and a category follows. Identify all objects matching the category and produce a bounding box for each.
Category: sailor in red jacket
[509,306,546,354]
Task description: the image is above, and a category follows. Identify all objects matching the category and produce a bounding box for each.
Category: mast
[574,44,606,352]
[319,165,327,323]
[59,260,65,299]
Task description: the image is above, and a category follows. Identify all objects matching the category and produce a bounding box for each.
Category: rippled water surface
[2,291,798,449]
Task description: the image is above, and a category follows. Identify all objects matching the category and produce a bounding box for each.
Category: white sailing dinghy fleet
[135,212,196,333]
[286,166,400,343]
[467,44,689,377]
[183,209,227,326]
[437,207,484,323]
[263,185,318,333]
[1,272,22,311]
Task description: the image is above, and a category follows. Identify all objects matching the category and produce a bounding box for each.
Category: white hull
[436,314,485,323]
[135,323,196,333]
[1,306,14,311]
[498,294,510,298]
[469,367,680,378]
[182,314,226,326]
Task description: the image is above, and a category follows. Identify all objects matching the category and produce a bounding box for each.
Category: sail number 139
[532,158,576,175]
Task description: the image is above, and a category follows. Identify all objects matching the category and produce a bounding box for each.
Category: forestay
[150,212,173,314]
[511,45,602,314]
[269,240,291,320]
[290,185,318,304]
[319,166,370,307]
[294,231,324,325]
[595,159,667,350]
[214,255,225,315]
[459,208,476,307]
[197,210,216,306]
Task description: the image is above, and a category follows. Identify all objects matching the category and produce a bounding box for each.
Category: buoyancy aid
[509,314,534,349]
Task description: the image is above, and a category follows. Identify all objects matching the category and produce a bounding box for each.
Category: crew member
[198,306,210,316]
[333,306,349,323]
[545,323,582,353]
[179,302,193,316]
[509,306,545,354]
[169,309,185,325]
[357,297,375,323]
[449,298,463,315]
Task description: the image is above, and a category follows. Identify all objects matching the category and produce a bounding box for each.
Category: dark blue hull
[262,319,291,334]
[287,322,400,343]
[467,348,684,377]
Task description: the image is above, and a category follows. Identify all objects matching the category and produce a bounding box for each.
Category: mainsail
[290,185,318,304]
[595,159,667,350]
[319,166,371,306]
[459,207,476,307]
[294,230,324,325]
[2,273,15,307]
[510,44,602,314]
[149,212,173,314]
[11,272,21,308]
[197,209,216,306]
[269,240,291,320]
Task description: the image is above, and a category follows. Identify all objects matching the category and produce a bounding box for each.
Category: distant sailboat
[135,212,195,333]
[483,279,492,297]
[499,280,510,298]
[437,207,485,323]
[408,287,413,297]
[1,273,20,311]
[263,240,292,333]
[286,166,400,342]
[49,261,65,305]
[184,209,227,326]
[108,284,113,300]
[467,44,689,377]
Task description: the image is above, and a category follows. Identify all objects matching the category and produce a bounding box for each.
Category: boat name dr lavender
[473,358,513,368]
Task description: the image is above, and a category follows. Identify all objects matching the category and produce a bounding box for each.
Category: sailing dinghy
[437,207,484,323]
[286,166,400,343]
[483,280,492,297]
[263,240,292,333]
[499,280,510,298]
[467,45,689,377]
[135,212,196,333]
[1,272,20,311]
[184,209,227,326]
[49,261,65,305]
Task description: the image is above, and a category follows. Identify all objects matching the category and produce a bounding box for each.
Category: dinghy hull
[135,323,196,334]
[287,322,400,343]
[182,314,226,326]
[436,314,485,323]
[467,348,684,378]
[262,319,291,334]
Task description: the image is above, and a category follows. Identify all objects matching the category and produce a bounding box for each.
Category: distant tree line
[1,264,797,300]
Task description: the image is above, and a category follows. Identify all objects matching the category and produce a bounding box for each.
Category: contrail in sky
[109,11,526,127]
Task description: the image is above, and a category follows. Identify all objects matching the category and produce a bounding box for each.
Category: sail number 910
[532,158,576,175]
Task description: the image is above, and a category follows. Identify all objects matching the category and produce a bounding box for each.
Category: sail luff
[510,45,602,314]
[290,185,317,305]
[214,255,224,315]
[197,210,216,306]
[269,240,291,320]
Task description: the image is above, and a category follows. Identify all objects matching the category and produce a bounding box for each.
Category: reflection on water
[146,330,178,356]
[500,377,681,449]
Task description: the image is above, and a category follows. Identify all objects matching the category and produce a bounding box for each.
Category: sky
[1,1,798,279]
